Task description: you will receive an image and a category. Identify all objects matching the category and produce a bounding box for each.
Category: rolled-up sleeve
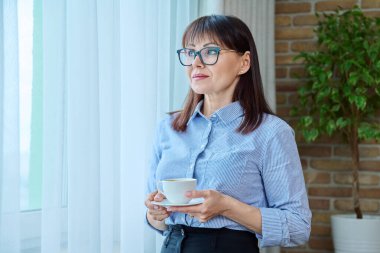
[256,127,311,247]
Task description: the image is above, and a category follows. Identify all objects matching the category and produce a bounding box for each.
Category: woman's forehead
[185,41,219,47]
[184,34,223,47]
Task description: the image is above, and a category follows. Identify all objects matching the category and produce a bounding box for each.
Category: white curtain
[0,0,275,253]
[0,0,21,252]
[1,0,195,252]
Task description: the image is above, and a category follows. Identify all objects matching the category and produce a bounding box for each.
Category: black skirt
[161,225,260,253]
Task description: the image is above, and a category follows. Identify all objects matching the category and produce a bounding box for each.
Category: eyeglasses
[176,47,237,66]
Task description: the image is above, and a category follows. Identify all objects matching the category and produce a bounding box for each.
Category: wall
[275,0,380,252]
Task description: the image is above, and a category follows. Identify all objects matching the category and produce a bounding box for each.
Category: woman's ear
[239,51,251,75]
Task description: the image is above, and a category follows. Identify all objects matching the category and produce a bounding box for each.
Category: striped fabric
[147,101,311,247]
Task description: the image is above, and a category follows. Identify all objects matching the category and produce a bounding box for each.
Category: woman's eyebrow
[203,42,218,47]
[185,42,219,48]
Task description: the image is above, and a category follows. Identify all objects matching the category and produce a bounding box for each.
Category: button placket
[200,119,213,152]
[186,120,212,178]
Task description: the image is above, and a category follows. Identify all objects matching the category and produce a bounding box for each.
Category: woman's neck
[202,96,233,118]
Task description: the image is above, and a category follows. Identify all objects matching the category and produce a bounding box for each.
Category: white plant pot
[331,214,380,253]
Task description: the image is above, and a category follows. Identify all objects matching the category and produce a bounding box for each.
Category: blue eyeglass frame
[176,47,238,66]
[176,47,221,66]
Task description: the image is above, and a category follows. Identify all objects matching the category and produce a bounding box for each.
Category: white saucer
[152,198,204,207]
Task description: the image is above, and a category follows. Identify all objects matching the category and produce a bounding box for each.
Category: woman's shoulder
[160,111,179,123]
[259,113,294,135]
[157,112,180,130]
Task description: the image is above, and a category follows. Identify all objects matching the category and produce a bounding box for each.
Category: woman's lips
[192,74,209,80]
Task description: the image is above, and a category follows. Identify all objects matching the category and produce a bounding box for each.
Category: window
[19,0,43,211]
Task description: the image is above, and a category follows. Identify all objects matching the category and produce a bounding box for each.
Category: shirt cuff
[257,207,290,247]
[145,211,166,235]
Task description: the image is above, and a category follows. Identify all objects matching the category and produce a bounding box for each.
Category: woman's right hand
[145,190,171,222]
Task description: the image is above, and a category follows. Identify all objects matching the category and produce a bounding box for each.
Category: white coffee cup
[158,178,197,204]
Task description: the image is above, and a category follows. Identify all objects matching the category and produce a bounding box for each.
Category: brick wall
[275,1,380,252]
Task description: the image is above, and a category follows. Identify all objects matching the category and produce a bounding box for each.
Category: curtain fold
[119,1,147,252]
[65,1,101,252]
[97,1,120,252]
[0,1,21,252]
[41,0,65,252]
[0,3,3,240]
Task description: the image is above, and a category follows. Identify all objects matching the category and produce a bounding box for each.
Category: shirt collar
[187,100,244,125]
[214,101,244,124]
[187,100,204,125]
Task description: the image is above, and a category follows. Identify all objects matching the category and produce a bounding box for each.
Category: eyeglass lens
[177,47,220,66]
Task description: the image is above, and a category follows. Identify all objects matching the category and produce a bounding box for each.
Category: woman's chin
[190,85,211,95]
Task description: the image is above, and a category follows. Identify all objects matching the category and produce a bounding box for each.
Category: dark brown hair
[172,15,274,134]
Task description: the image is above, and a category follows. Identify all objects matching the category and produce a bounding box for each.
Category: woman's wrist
[220,194,234,216]
[220,194,262,234]
[147,212,168,231]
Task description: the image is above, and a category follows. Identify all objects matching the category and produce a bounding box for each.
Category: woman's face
[185,37,250,102]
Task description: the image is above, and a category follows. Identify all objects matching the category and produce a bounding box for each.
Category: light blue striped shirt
[147,101,311,247]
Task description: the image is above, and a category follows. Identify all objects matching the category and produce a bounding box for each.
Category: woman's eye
[206,48,218,55]
[187,50,195,57]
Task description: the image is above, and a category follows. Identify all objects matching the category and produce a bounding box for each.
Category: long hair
[172,15,273,134]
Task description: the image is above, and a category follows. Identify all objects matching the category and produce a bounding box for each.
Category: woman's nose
[191,54,204,67]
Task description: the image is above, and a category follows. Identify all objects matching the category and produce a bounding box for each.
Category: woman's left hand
[166,190,230,223]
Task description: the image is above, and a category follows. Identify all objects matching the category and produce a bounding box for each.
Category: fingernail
[166,207,172,211]
[185,191,192,197]
[154,205,158,210]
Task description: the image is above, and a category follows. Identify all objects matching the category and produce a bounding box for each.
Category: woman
[145,15,311,253]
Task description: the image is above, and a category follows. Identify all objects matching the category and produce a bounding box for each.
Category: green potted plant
[292,6,380,253]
